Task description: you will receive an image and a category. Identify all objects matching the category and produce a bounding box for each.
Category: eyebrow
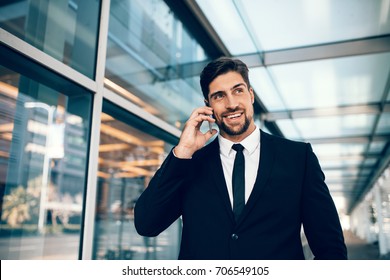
[209,83,247,99]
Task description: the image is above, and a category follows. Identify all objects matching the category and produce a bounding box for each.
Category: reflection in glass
[92,102,179,260]
[0,0,101,78]
[105,0,209,129]
[0,64,92,259]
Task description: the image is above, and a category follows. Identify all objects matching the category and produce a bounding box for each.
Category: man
[134,57,347,260]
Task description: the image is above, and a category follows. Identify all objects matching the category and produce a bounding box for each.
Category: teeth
[226,113,241,119]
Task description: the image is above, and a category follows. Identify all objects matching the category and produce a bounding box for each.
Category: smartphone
[208,114,214,133]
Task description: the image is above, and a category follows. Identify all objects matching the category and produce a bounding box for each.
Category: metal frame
[80,0,110,260]
[0,29,96,92]
[264,103,390,121]
[238,35,390,67]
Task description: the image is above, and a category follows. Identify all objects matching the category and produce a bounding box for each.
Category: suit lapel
[207,138,236,223]
[236,130,276,226]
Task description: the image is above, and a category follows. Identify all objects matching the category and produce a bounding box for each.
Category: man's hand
[174,106,217,158]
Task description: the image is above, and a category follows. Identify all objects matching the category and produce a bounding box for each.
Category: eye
[211,92,224,101]
[234,87,244,94]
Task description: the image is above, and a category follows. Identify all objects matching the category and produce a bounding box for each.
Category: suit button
[231,234,239,240]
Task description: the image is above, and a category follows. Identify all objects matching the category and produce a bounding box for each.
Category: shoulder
[261,129,310,153]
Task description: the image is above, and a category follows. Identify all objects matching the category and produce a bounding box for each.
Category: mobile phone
[208,119,213,133]
[208,114,214,133]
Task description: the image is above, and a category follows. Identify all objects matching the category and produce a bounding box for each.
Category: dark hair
[200,57,251,100]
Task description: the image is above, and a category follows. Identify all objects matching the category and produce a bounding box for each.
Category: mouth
[223,112,243,120]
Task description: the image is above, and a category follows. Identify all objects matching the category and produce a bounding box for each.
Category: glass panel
[249,67,286,111]
[268,53,390,111]
[326,177,367,185]
[325,170,360,179]
[274,119,301,139]
[198,0,390,52]
[360,169,372,176]
[324,168,372,188]
[195,0,256,55]
[278,114,376,139]
[320,158,364,169]
[244,0,390,50]
[0,0,100,78]
[0,48,92,259]
[92,101,180,260]
[368,141,386,154]
[326,182,359,195]
[363,158,377,167]
[105,0,209,129]
[311,143,367,157]
[376,112,390,134]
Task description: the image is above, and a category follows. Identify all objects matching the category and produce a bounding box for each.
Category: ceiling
[166,0,390,215]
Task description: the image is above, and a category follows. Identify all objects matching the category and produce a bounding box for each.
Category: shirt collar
[219,126,260,157]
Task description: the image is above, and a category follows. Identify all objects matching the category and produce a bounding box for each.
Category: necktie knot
[232,143,244,153]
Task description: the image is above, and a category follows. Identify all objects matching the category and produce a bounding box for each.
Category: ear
[249,87,255,104]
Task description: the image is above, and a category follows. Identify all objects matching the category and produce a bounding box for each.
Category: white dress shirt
[218,127,261,208]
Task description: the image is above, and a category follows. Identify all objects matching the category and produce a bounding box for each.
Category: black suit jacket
[134,130,347,259]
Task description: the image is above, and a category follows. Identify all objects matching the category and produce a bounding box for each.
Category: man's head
[200,57,251,101]
[200,57,256,142]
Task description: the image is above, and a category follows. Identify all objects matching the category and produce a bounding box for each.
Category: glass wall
[0,0,100,78]
[0,0,207,260]
[92,100,180,260]
[104,0,209,128]
[0,47,92,259]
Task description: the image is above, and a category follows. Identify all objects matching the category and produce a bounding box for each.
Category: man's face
[207,71,256,142]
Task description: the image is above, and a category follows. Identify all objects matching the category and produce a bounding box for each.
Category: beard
[218,113,252,136]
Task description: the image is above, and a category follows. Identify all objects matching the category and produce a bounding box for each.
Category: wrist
[173,145,194,159]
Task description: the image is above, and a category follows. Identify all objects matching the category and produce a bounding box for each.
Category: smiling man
[134,57,347,260]
[208,71,255,140]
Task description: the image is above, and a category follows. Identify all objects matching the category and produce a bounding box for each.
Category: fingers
[189,106,214,120]
[192,114,215,127]
[175,107,217,158]
[206,128,218,137]
[187,107,214,128]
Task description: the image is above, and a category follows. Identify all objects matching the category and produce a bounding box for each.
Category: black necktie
[232,144,245,222]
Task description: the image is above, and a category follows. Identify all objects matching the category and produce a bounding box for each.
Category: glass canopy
[197,0,390,53]
[195,0,390,215]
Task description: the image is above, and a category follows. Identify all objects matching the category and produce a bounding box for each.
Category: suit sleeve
[134,150,192,237]
[301,143,348,259]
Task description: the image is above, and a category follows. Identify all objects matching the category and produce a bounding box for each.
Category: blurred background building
[0,0,389,260]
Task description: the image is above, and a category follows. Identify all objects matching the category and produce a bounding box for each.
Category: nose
[225,94,239,109]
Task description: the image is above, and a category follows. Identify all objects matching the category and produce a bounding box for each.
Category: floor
[343,230,381,260]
